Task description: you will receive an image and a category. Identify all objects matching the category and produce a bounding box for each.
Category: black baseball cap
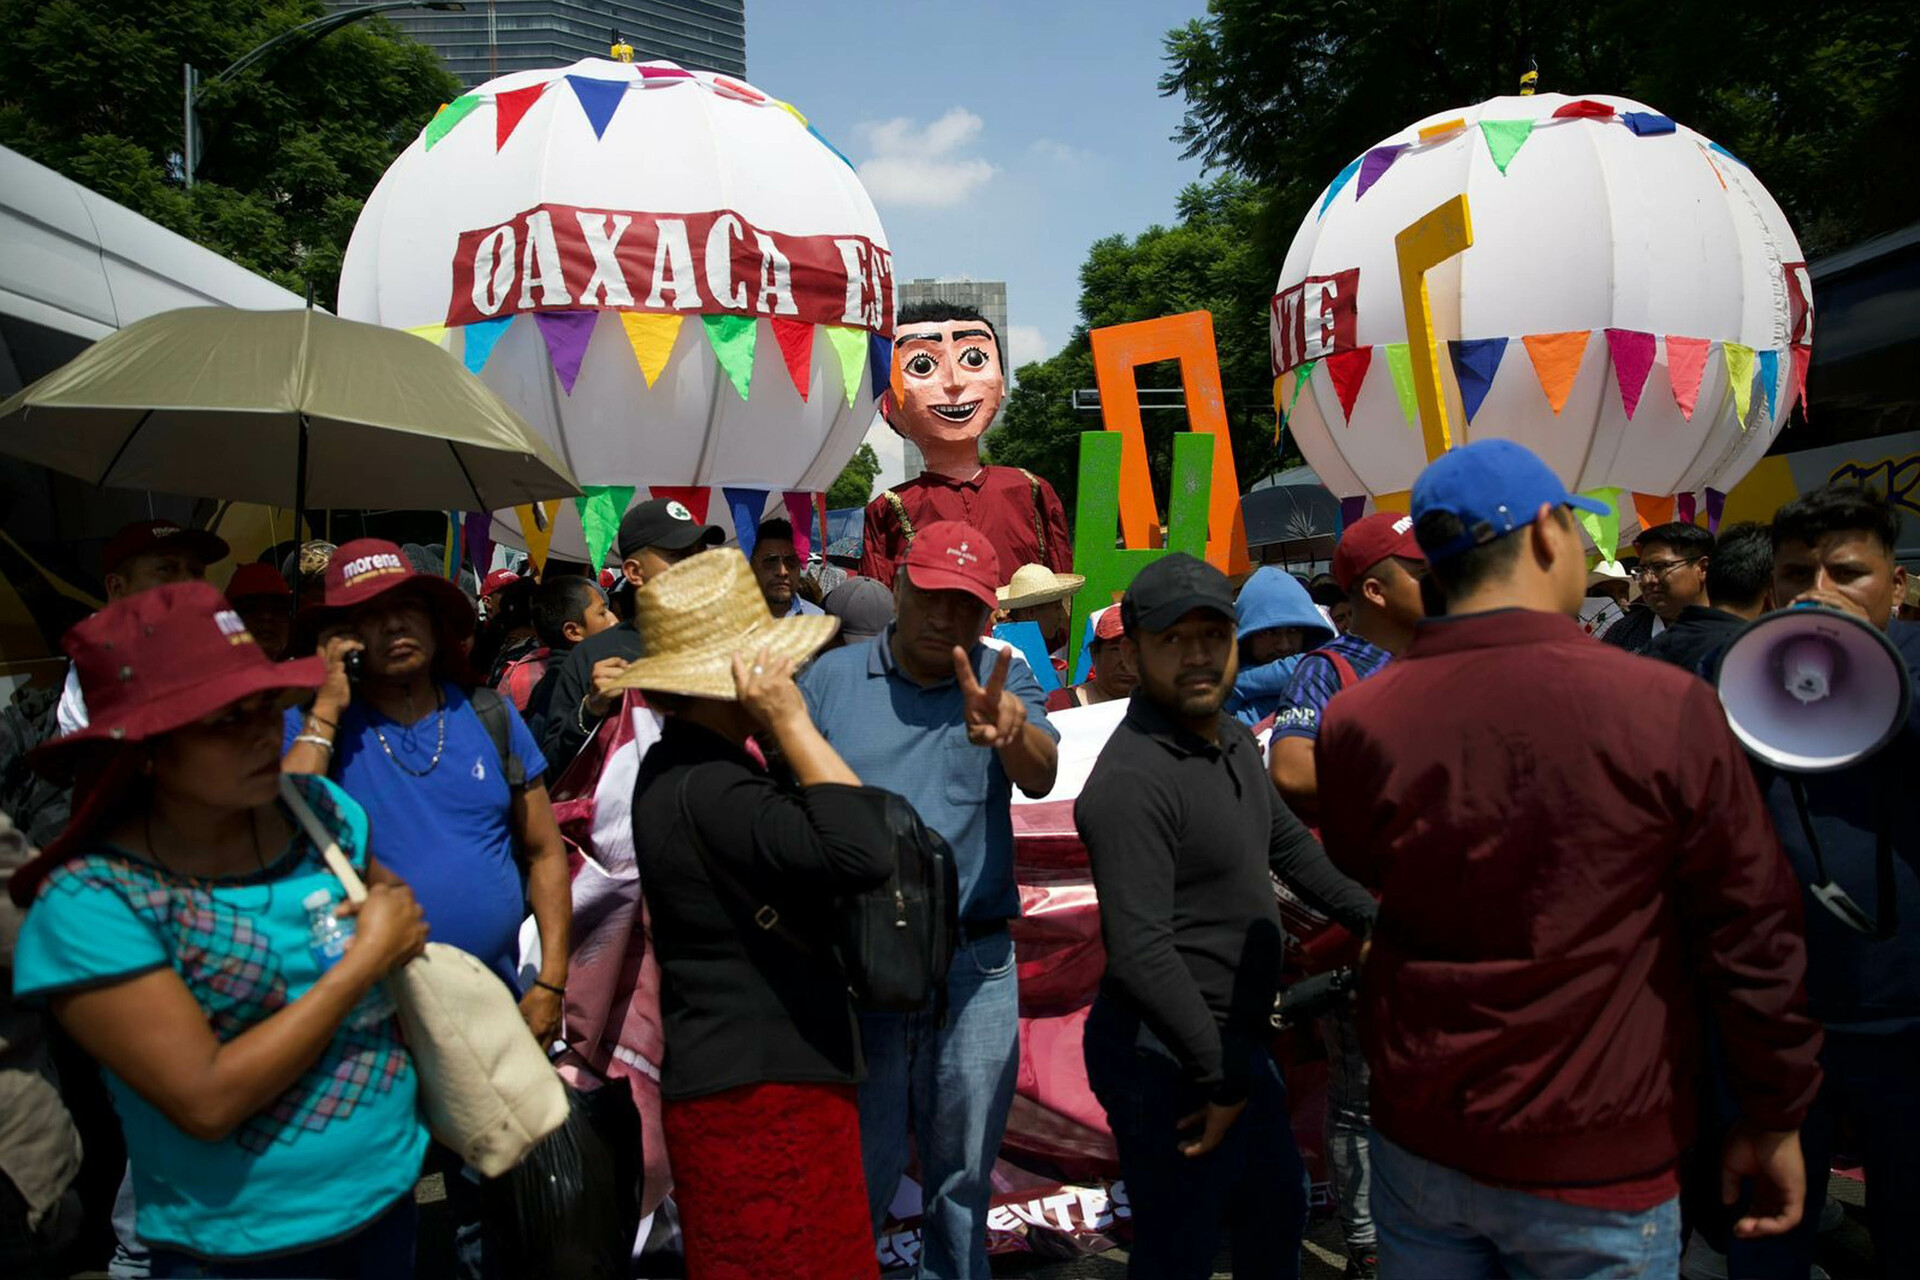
[616,498,724,558]
[1120,553,1236,634]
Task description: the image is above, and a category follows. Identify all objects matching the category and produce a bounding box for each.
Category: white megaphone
[1714,605,1913,773]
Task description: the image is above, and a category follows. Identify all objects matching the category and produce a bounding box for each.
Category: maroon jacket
[1318,609,1821,1187]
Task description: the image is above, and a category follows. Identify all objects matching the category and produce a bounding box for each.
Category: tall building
[365,1,746,88]
[894,277,1010,478]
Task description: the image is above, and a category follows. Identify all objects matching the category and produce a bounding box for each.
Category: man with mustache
[799,520,1059,1278]
[1075,553,1376,1279]
[860,302,1071,590]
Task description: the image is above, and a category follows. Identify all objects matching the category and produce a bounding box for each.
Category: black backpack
[677,776,959,1013]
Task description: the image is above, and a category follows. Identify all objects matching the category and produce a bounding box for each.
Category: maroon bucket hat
[292,537,476,654]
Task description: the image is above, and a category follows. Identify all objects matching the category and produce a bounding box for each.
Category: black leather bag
[677,777,959,1013]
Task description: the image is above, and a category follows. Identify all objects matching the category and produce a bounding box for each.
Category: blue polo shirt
[798,628,1057,923]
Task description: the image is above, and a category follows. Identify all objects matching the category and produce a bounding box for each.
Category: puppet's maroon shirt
[859,465,1072,588]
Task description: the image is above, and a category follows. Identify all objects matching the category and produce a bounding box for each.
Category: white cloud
[855,107,996,209]
[1006,323,1051,368]
[1027,138,1095,167]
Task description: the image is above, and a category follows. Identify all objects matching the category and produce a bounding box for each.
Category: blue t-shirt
[1269,634,1393,741]
[283,684,546,989]
[12,775,428,1260]
[798,629,1057,923]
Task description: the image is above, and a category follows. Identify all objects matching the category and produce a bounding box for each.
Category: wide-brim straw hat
[998,563,1086,610]
[610,549,839,700]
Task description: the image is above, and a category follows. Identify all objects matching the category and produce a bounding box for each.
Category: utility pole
[183,1,466,188]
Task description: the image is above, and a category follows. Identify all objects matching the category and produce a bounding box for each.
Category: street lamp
[183,0,466,187]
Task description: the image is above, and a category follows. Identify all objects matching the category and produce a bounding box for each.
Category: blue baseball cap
[1411,439,1610,562]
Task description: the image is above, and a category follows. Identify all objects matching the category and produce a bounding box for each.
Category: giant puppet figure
[860,302,1072,588]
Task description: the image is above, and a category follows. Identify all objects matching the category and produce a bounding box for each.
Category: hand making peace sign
[952,645,1030,749]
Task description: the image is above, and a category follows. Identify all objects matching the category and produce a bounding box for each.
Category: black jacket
[633,719,892,1099]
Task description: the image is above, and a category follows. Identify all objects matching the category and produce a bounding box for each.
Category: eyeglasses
[1635,557,1701,581]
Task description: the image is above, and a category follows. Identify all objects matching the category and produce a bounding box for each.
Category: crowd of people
[2,341,1917,1280]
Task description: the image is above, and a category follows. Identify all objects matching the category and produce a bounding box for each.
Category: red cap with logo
[102,519,229,575]
[481,569,521,598]
[901,520,1000,611]
[1332,513,1425,592]
[294,537,475,652]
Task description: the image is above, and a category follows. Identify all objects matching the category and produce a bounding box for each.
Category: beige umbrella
[0,308,579,536]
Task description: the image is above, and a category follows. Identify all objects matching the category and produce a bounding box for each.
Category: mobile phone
[343,649,365,683]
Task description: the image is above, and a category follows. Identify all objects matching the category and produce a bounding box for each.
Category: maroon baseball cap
[481,569,521,598]
[901,520,999,611]
[1332,513,1425,591]
[103,519,229,575]
[226,562,291,602]
[293,537,476,652]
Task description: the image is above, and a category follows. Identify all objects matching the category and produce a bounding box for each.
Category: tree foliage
[1160,0,1919,257]
[826,442,881,509]
[0,0,460,306]
[990,175,1294,515]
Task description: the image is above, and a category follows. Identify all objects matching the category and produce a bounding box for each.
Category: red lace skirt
[663,1081,878,1280]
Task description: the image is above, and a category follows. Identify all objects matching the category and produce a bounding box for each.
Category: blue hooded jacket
[1224,567,1336,725]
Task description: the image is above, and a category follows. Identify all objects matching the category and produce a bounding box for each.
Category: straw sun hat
[611,549,839,699]
[997,563,1086,610]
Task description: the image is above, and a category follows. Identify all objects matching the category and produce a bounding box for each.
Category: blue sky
[749,1,1213,371]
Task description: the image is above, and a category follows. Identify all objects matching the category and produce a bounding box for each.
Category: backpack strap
[880,489,916,549]
[1321,649,1362,692]
[467,685,527,789]
[676,770,819,958]
[1016,468,1048,564]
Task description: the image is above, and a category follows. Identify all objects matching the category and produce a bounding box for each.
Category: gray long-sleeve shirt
[1075,694,1374,1100]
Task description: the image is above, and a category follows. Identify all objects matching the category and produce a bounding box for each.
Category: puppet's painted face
[889,319,1005,446]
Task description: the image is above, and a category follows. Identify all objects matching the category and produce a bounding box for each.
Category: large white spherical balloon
[341,58,892,560]
[1273,93,1811,504]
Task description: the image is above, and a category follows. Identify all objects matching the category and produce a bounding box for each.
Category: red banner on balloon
[445,203,895,335]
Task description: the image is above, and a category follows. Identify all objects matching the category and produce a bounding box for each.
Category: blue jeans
[859,929,1020,1280]
[147,1195,415,1278]
[1319,1007,1375,1254]
[1372,1132,1679,1278]
[1083,998,1307,1280]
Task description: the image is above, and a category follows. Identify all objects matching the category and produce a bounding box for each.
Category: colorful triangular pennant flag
[1339,496,1368,530]
[783,492,815,561]
[1382,343,1417,428]
[564,75,626,139]
[533,311,597,395]
[1318,156,1363,217]
[405,323,447,347]
[723,488,770,560]
[868,333,893,402]
[1631,492,1676,533]
[575,484,635,570]
[703,314,758,401]
[824,326,867,406]
[1790,346,1811,417]
[1521,330,1590,415]
[1756,348,1781,417]
[1723,342,1757,424]
[1552,99,1615,119]
[515,500,564,574]
[1665,336,1710,420]
[1479,119,1535,174]
[495,82,550,151]
[1448,337,1508,425]
[1704,487,1726,533]
[650,486,711,524]
[1622,111,1676,136]
[1603,329,1657,420]
[1417,117,1466,142]
[1283,359,1318,425]
[1355,145,1408,200]
[1573,487,1623,563]
[619,313,683,387]
[460,316,513,375]
[463,512,493,578]
[425,95,480,150]
[1324,348,1372,423]
[769,318,815,401]
[1676,492,1698,525]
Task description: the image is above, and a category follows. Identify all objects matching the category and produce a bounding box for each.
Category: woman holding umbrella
[9,582,430,1277]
